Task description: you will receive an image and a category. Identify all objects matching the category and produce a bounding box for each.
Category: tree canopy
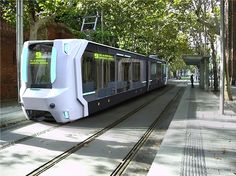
[1,0,221,76]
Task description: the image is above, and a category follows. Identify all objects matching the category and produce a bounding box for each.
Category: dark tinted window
[82,51,115,100]
[27,43,53,88]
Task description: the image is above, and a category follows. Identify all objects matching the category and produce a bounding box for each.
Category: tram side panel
[80,42,148,115]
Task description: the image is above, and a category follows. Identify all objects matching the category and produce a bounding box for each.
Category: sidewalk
[225,86,236,114]
[0,101,26,127]
[148,84,236,176]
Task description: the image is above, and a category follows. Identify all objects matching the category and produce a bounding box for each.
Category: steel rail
[0,123,63,150]
[26,86,173,176]
[0,87,170,151]
[111,87,185,175]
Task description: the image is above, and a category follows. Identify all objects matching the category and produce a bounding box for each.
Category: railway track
[111,87,185,175]
[22,86,174,176]
[1,120,33,132]
[0,85,184,176]
[26,86,183,176]
[0,86,172,152]
[0,123,63,150]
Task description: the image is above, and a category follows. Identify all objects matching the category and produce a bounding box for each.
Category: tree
[1,0,83,39]
[192,0,220,92]
[189,0,232,100]
[1,0,194,75]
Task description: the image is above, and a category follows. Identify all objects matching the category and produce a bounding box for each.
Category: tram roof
[25,39,166,63]
[87,40,166,63]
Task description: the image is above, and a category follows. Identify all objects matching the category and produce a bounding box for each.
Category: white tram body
[20,39,168,123]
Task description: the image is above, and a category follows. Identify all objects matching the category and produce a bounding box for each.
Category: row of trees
[1,0,232,99]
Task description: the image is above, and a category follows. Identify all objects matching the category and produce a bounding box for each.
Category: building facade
[0,18,74,102]
[0,20,18,101]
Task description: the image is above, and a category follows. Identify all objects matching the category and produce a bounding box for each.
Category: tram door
[123,63,131,90]
[117,56,132,92]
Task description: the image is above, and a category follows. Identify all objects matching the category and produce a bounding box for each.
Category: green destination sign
[30,51,49,65]
[94,53,114,61]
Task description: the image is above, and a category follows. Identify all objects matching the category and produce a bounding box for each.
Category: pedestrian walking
[190,74,194,88]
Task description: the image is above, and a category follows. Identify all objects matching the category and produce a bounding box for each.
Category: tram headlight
[63,111,70,119]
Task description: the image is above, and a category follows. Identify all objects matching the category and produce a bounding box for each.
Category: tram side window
[132,60,143,89]
[157,63,162,80]
[96,53,115,98]
[133,62,140,82]
[117,57,132,92]
[82,51,115,100]
[151,62,157,80]
[162,64,166,78]
[82,51,97,94]
[103,58,115,88]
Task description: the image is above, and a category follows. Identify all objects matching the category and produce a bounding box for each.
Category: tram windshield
[25,43,55,88]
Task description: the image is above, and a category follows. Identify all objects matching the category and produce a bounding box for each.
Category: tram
[20,39,168,123]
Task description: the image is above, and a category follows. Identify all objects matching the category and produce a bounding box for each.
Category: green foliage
[1,0,16,26]
[1,0,220,74]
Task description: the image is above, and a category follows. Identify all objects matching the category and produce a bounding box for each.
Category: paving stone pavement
[148,84,236,176]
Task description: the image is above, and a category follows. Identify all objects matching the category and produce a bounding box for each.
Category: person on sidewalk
[190,74,194,88]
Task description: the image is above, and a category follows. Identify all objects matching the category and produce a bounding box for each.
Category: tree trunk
[224,55,233,100]
[29,16,55,40]
[224,0,233,100]
[209,36,218,91]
